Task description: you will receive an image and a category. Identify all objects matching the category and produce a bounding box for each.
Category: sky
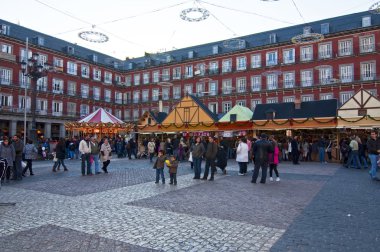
[0,0,376,60]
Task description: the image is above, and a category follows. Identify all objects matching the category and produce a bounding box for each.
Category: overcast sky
[1,0,375,59]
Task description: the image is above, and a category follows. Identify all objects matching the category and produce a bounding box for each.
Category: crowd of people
[1,130,379,185]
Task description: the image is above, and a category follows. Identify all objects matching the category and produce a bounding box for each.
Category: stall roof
[149,111,167,124]
[219,105,253,122]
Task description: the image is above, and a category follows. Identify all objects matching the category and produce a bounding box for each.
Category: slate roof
[1,11,378,70]
[188,95,218,122]
[252,99,338,120]
[149,111,167,124]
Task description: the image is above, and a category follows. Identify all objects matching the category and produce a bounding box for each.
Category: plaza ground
[0,158,379,251]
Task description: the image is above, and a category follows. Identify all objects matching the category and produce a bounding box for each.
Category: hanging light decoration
[78,25,109,43]
[291,33,324,44]
[180,8,210,22]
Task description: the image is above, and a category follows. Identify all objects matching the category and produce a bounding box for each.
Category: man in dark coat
[202,136,218,181]
[251,133,273,184]
[291,136,300,165]
[12,135,24,180]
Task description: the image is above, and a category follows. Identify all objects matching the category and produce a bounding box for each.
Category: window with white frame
[81,84,89,98]
[236,56,247,71]
[283,48,295,64]
[143,72,150,84]
[93,69,101,81]
[251,76,261,91]
[67,61,77,75]
[52,101,63,116]
[173,67,181,80]
[38,54,47,66]
[195,63,205,76]
[52,78,63,94]
[208,103,218,114]
[133,109,139,120]
[188,51,194,59]
[321,23,330,34]
[320,93,333,100]
[142,90,149,102]
[251,99,261,110]
[223,102,231,113]
[0,94,12,107]
[162,88,170,100]
[301,70,313,87]
[81,65,89,78]
[115,91,123,104]
[236,100,246,107]
[209,61,218,74]
[209,81,217,96]
[318,42,332,59]
[115,109,122,119]
[360,35,375,53]
[301,95,313,102]
[184,84,193,95]
[19,71,30,88]
[36,77,47,92]
[196,82,204,96]
[104,89,111,102]
[251,54,261,68]
[266,51,278,66]
[222,59,232,73]
[266,74,278,90]
[362,16,371,27]
[338,39,353,56]
[104,72,112,84]
[222,79,232,94]
[153,71,160,83]
[300,46,313,61]
[1,44,12,54]
[319,67,333,84]
[283,72,295,88]
[340,92,353,105]
[152,89,159,101]
[0,68,11,85]
[18,96,31,111]
[53,57,63,69]
[340,64,354,83]
[361,61,376,80]
[67,81,77,96]
[133,91,140,103]
[124,110,131,121]
[115,75,122,84]
[185,65,193,78]
[162,69,170,81]
[236,77,246,93]
[212,45,219,54]
[134,74,140,85]
[283,96,295,103]
[125,75,132,86]
[173,86,181,99]
[80,104,89,117]
[93,87,100,100]
[20,48,32,62]
[269,33,277,44]
[124,92,131,104]
[267,97,278,104]
[67,102,76,116]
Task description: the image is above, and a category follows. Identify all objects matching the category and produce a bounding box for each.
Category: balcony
[37,86,47,92]
[93,95,100,100]
[67,89,76,96]
[115,98,123,104]
[0,52,16,62]
[0,78,11,85]
[52,90,63,94]
[36,110,48,115]
[360,45,375,54]
[52,111,62,117]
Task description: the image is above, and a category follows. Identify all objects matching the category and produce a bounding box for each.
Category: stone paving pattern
[0,158,379,251]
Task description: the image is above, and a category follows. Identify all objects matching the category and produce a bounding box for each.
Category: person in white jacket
[79,135,92,176]
[236,137,249,175]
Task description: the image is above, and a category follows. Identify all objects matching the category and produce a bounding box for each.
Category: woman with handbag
[22,139,38,176]
[100,138,112,173]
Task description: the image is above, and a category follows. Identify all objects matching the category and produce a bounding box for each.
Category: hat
[260,133,268,139]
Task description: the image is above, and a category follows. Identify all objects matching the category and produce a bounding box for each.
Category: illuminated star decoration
[180,8,210,22]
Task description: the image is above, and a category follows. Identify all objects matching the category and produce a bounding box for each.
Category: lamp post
[20,52,50,143]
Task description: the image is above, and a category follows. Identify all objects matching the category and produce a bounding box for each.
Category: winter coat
[236,142,249,163]
[0,143,15,166]
[191,143,205,158]
[216,146,227,169]
[23,143,38,160]
[205,142,218,160]
[12,140,24,157]
[79,140,91,154]
[154,155,166,169]
[55,142,66,159]
[148,141,156,154]
[268,146,280,165]
[167,160,179,174]
[100,143,112,162]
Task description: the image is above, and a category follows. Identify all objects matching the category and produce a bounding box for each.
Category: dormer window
[269,33,277,44]
[0,24,10,35]
[265,109,276,120]
[212,45,219,54]
[362,16,371,27]
[188,51,194,59]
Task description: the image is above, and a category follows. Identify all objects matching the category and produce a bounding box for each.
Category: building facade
[0,11,379,138]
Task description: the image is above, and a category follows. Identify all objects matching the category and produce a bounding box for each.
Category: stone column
[10,120,17,137]
[44,122,51,139]
[59,124,66,138]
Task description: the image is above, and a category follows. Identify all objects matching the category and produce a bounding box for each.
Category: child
[166,155,179,185]
[153,150,166,184]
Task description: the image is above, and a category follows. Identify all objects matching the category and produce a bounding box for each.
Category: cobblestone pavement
[0,157,379,251]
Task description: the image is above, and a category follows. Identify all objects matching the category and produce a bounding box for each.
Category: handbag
[21,161,27,168]
[188,152,193,162]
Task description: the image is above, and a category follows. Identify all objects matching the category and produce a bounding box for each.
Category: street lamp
[20,52,51,143]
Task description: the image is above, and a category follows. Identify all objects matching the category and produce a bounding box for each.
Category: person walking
[100,138,112,173]
[251,133,273,184]
[367,130,380,181]
[202,136,218,181]
[345,136,362,169]
[22,139,38,176]
[236,138,249,176]
[52,138,68,172]
[191,136,205,179]
[148,138,156,163]
[79,135,92,176]
[317,136,327,164]
[11,135,24,180]
[90,137,101,174]
[0,137,15,182]
[269,137,280,182]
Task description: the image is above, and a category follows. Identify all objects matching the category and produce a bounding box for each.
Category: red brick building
[0,11,379,138]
